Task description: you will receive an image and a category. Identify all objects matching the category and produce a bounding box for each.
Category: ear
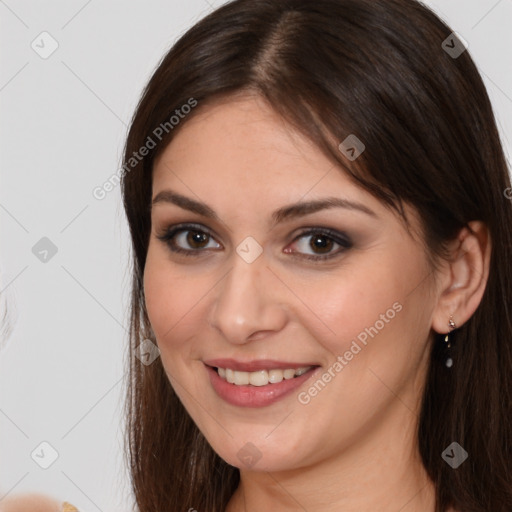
[431,221,491,334]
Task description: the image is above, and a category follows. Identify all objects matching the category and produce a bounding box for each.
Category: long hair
[120,0,512,510]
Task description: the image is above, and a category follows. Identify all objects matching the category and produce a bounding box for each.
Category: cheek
[289,259,408,360]
[290,261,429,442]
[293,251,432,410]
[143,254,173,339]
[143,246,214,359]
[143,247,186,347]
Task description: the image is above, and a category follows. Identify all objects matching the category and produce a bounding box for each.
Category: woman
[119,0,512,510]
[13,0,508,510]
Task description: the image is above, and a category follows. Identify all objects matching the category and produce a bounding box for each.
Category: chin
[205,430,309,473]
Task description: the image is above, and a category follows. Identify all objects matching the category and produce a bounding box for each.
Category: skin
[144,93,490,512]
[0,493,63,512]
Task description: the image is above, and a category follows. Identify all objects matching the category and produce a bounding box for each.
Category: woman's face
[144,94,440,472]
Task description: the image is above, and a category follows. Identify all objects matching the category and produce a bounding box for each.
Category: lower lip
[205,364,319,408]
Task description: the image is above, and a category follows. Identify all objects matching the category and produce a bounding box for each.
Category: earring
[444,315,456,368]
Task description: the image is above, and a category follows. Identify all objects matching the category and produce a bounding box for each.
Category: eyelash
[155,223,353,261]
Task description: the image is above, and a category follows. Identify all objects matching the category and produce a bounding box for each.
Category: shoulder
[0,493,73,512]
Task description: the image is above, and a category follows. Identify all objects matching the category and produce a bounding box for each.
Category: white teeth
[234,370,250,385]
[249,370,268,386]
[283,369,295,379]
[268,369,284,384]
[226,368,235,384]
[216,366,312,386]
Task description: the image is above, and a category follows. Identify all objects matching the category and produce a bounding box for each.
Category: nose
[208,251,288,345]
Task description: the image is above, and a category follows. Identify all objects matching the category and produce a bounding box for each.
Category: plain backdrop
[1,1,511,510]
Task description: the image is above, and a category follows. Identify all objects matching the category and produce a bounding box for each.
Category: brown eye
[309,234,334,254]
[156,224,221,256]
[186,230,210,249]
[285,228,353,261]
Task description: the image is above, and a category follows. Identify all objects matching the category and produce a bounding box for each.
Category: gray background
[1,1,511,511]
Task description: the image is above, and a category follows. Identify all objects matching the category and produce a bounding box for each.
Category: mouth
[203,359,320,407]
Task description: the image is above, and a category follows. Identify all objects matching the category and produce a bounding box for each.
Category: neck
[226,398,437,512]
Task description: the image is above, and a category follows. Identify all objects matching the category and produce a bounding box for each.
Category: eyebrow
[151,189,377,227]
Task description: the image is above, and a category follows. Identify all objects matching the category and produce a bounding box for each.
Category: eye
[156,223,352,261]
[156,223,221,256]
[285,228,353,261]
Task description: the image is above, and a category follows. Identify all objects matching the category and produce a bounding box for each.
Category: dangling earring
[444,315,456,368]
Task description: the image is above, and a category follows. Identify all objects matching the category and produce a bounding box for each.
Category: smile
[203,359,320,407]
[216,366,313,386]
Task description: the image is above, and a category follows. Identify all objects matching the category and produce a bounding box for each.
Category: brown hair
[121,0,512,510]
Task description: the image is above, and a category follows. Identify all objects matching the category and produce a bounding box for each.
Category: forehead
[152,95,369,206]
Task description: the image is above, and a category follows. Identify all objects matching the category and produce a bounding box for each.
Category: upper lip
[203,358,319,372]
